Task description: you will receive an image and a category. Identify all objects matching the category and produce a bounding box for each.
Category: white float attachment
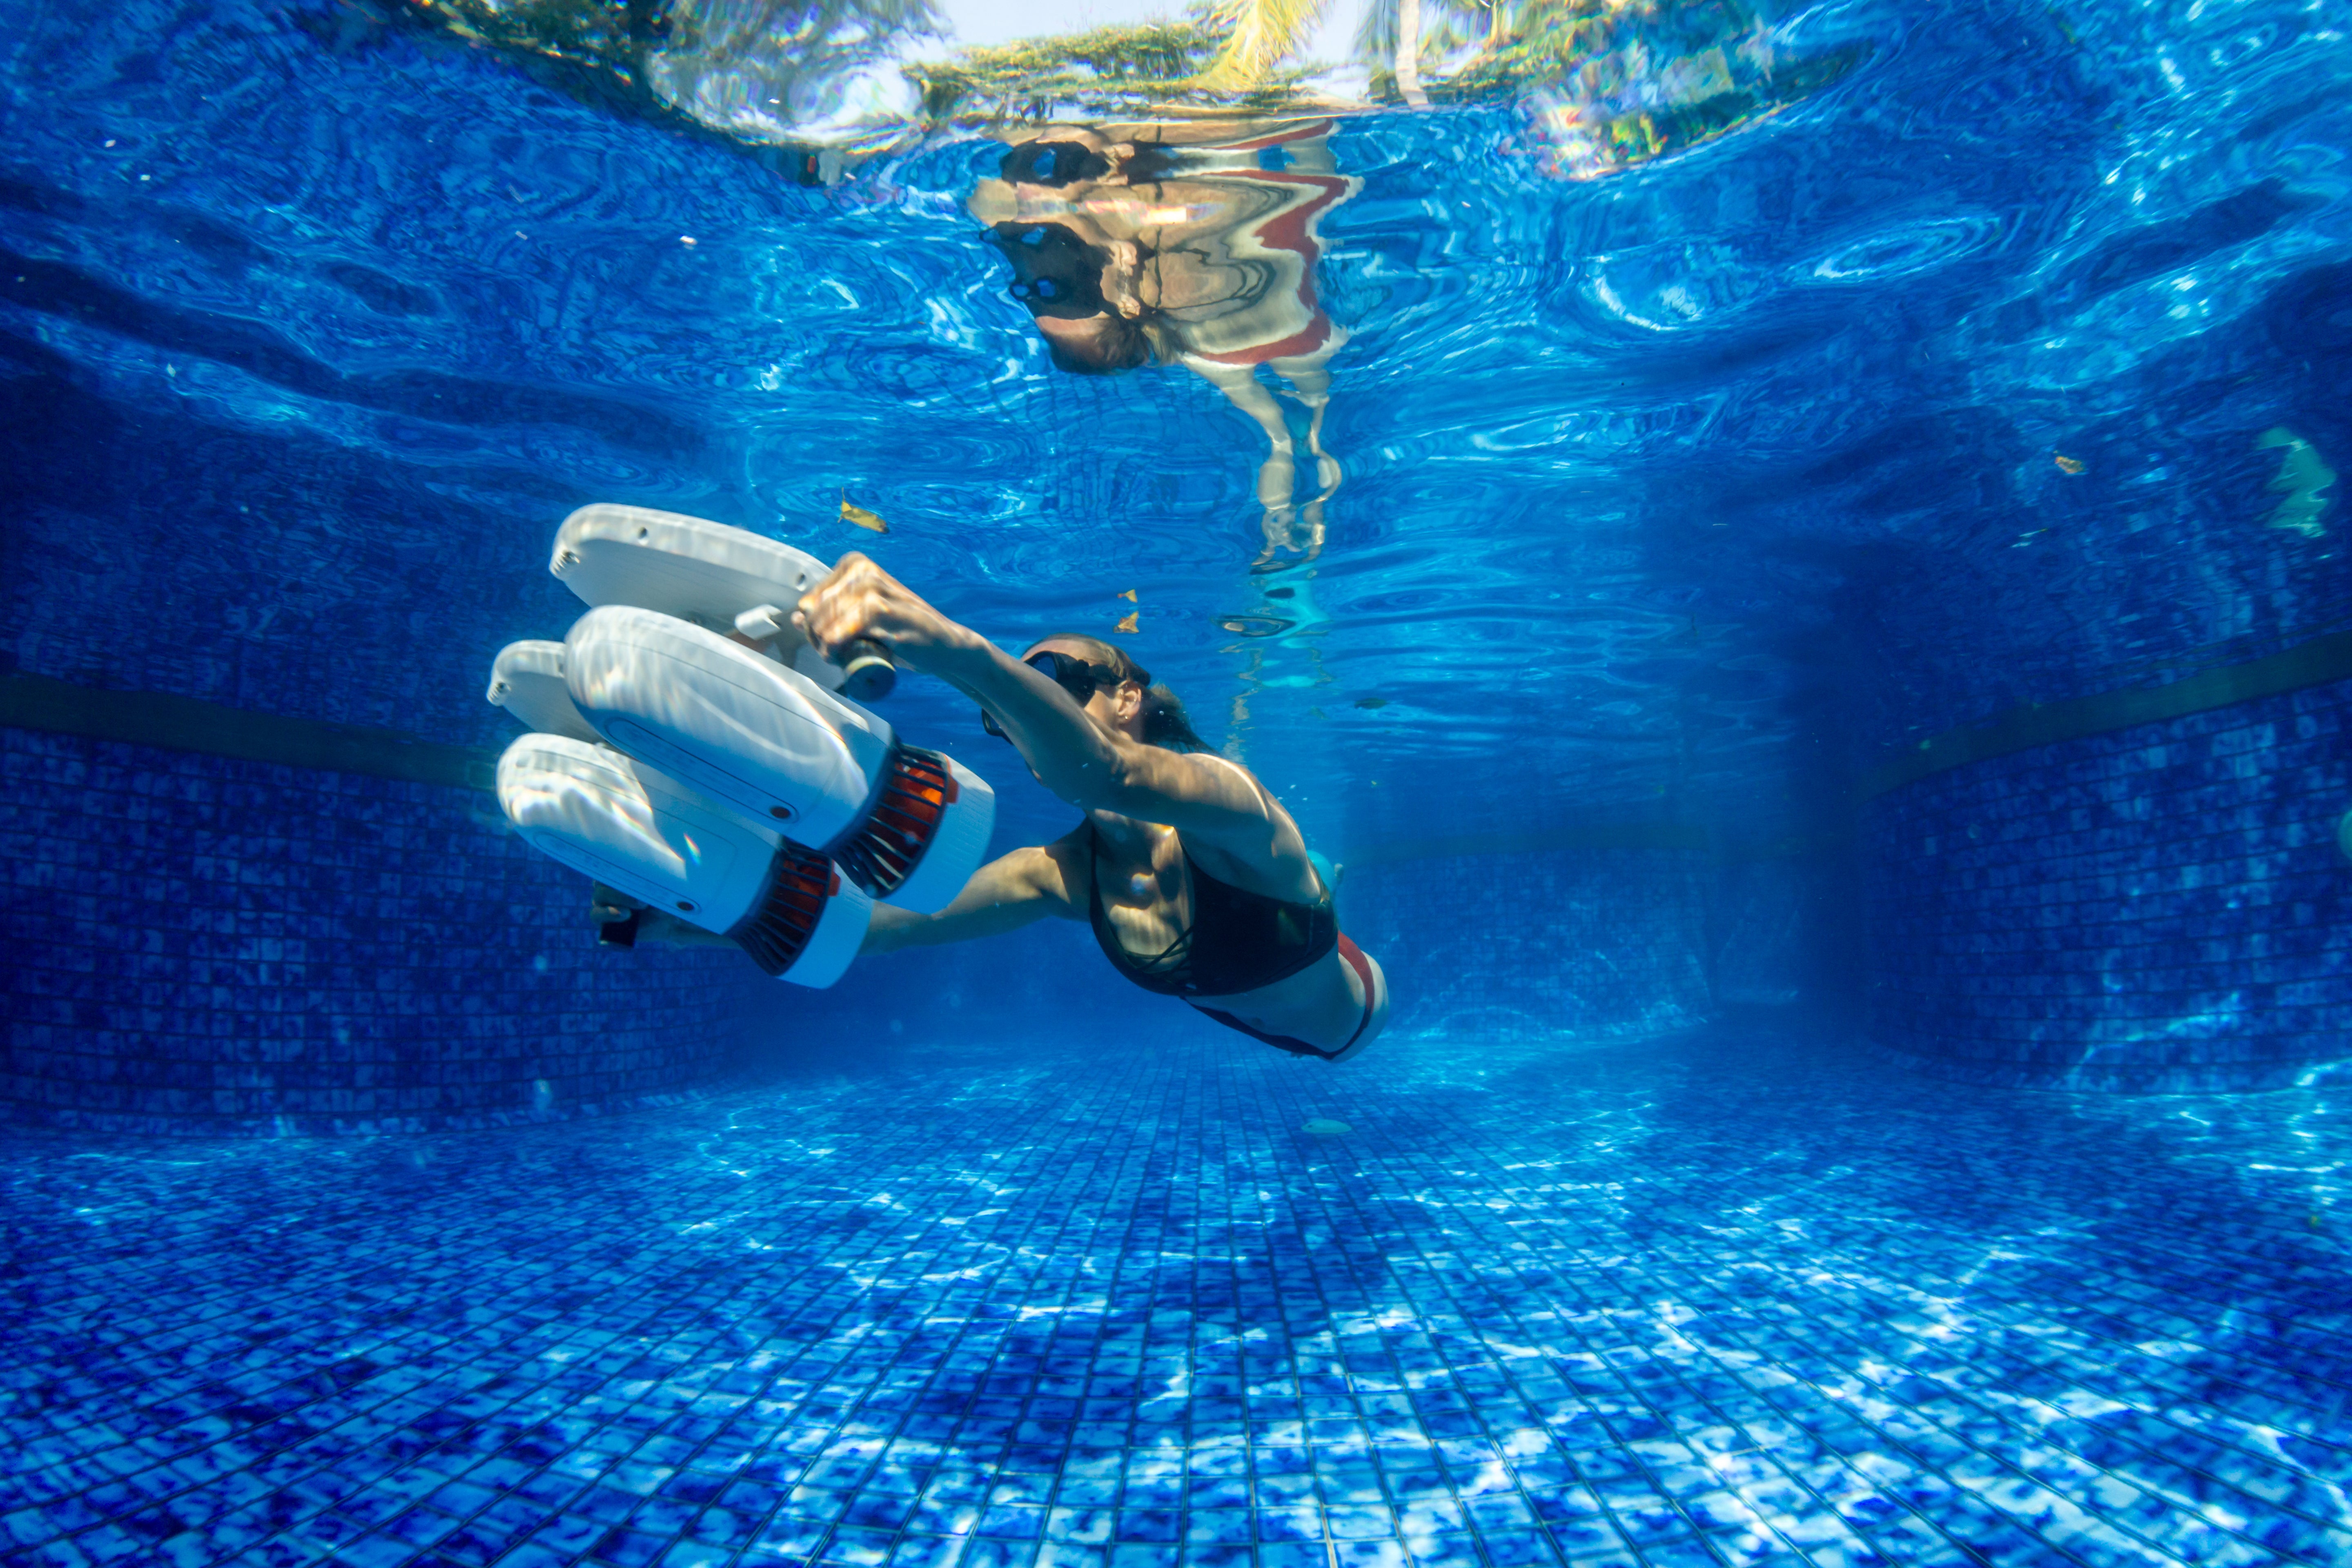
[487,639,770,846]
[563,605,993,913]
[486,640,600,742]
[546,503,851,693]
[495,734,869,987]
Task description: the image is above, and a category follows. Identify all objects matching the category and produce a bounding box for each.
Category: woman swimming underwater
[607,551,1390,1063]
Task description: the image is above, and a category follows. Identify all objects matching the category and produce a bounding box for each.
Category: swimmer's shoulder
[1165,753,1319,879]
[1185,750,1287,816]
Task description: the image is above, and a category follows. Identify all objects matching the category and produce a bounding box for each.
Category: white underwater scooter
[484,506,996,986]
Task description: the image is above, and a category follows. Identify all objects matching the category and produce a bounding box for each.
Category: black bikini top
[1086,824,1338,998]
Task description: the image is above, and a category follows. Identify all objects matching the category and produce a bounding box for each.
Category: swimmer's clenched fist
[793,553,978,674]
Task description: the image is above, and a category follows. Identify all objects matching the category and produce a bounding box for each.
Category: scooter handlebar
[836,637,896,702]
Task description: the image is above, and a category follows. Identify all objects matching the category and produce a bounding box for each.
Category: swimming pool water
[4,0,2341,841]
[4,0,2352,1562]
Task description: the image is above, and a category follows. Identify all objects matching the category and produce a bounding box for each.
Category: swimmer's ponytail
[1139,683,1206,753]
[1043,635,1208,753]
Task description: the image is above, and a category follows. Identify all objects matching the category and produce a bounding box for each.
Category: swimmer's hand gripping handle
[740,604,892,701]
[836,637,895,702]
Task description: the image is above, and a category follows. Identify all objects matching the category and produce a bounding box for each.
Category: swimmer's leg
[563,605,993,913]
[497,735,870,986]
[1338,935,1391,1058]
[1180,356,1305,558]
[1267,326,1349,513]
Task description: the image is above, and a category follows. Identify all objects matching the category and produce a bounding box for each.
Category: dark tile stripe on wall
[1865,629,2352,798]
[0,670,1806,871]
[0,669,496,791]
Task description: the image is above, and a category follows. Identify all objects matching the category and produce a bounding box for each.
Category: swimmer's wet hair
[1042,635,1207,752]
[1047,313,1176,376]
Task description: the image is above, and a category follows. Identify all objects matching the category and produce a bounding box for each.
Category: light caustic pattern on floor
[3,1026,2349,1568]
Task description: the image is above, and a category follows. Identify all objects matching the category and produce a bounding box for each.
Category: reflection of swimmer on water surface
[971,120,1361,566]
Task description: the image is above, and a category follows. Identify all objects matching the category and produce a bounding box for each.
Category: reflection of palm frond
[907,17,1232,122]
[1195,0,1329,88]
[413,0,1856,143]
[405,0,950,82]
[662,0,946,76]
[1353,0,1490,63]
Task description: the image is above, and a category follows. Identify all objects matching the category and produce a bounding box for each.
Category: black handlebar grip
[838,637,896,702]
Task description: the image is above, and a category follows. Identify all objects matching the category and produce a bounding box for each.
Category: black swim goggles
[980,650,1127,739]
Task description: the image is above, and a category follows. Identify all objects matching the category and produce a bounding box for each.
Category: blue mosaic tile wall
[0,726,763,1136]
[768,844,1740,1070]
[1339,850,1715,1045]
[691,838,1755,1070]
[0,714,1768,1134]
[7,468,583,753]
[1863,679,2352,1092]
[1706,860,1820,1011]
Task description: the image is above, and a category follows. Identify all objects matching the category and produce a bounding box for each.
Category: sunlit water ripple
[1,0,2346,852]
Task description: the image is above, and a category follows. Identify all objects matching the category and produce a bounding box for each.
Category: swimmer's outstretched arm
[604,837,1083,955]
[860,840,1082,955]
[795,555,1291,862]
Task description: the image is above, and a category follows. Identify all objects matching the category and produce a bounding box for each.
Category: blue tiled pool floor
[3,1023,2349,1568]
